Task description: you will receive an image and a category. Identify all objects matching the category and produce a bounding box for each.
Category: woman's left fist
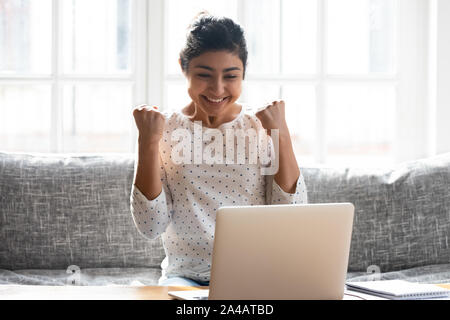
[255,100,289,136]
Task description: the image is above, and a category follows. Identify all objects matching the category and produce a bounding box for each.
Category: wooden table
[1,284,449,300]
[0,285,205,300]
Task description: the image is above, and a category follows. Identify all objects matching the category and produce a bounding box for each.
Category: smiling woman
[130,13,307,287]
[177,13,247,128]
[182,51,244,128]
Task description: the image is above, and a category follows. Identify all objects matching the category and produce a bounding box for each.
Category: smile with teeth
[203,96,228,103]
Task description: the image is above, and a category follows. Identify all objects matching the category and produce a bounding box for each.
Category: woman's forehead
[189,51,243,71]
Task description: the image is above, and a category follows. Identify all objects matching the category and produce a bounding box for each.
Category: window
[0,0,139,153]
[1,0,430,167]
[164,0,401,167]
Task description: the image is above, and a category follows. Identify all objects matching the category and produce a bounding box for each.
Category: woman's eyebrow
[194,65,241,72]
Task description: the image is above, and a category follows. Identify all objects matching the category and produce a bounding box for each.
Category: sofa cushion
[345,263,450,284]
[0,152,165,270]
[0,267,161,286]
[1,264,448,286]
[303,153,450,273]
[2,151,450,275]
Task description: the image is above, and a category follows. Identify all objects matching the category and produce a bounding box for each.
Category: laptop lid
[208,203,355,300]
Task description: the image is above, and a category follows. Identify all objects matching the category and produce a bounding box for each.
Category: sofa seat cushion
[346,263,450,284]
[0,268,161,286]
[1,264,449,286]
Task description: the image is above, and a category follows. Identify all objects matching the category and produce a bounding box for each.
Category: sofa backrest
[302,153,450,273]
[1,151,449,272]
[0,152,165,270]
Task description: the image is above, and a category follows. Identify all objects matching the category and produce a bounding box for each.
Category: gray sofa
[1,151,449,286]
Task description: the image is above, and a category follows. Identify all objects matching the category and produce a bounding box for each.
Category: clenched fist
[133,105,166,145]
[255,100,289,137]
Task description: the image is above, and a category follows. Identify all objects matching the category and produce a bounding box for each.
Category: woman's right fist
[132,105,166,144]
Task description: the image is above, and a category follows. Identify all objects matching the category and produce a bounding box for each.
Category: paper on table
[346,280,450,300]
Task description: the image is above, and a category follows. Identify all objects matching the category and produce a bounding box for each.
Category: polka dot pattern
[130,107,308,282]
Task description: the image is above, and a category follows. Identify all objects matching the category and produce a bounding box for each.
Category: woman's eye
[196,74,238,79]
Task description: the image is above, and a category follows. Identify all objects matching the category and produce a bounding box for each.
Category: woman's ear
[178,59,184,74]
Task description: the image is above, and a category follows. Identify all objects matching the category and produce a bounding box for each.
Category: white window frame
[2,0,441,161]
[150,0,432,165]
[429,0,450,155]
[0,0,149,153]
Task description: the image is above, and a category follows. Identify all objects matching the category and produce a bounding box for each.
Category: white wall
[430,0,450,155]
[396,0,429,163]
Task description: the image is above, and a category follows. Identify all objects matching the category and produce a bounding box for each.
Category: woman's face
[184,50,244,118]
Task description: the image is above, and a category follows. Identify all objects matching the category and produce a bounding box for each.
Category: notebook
[345,280,450,300]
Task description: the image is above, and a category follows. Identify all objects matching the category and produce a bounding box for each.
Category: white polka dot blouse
[130,105,308,283]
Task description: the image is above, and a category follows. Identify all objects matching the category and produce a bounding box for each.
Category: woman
[130,13,307,286]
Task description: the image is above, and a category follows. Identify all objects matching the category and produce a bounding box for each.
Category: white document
[168,289,209,300]
[346,280,450,300]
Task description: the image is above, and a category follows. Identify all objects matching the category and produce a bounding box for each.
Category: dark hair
[179,13,248,78]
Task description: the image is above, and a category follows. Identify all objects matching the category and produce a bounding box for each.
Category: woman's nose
[209,77,225,96]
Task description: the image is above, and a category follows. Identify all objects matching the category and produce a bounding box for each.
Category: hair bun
[194,10,210,18]
[187,11,211,29]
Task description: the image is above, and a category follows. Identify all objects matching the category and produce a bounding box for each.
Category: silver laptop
[168,203,355,300]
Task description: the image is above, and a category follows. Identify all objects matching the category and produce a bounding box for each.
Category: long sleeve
[266,173,308,205]
[129,109,309,282]
[262,132,308,205]
[130,162,174,240]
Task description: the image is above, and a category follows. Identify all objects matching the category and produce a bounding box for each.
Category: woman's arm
[134,141,163,200]
[130,106,172,240]
[130,146,172,240]
[132,106,166,200]
[273,129,300,194]
[256,100,300,194]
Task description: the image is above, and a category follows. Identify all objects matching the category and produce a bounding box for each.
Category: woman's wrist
[138,137,160,152]
[276,124,294,146]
